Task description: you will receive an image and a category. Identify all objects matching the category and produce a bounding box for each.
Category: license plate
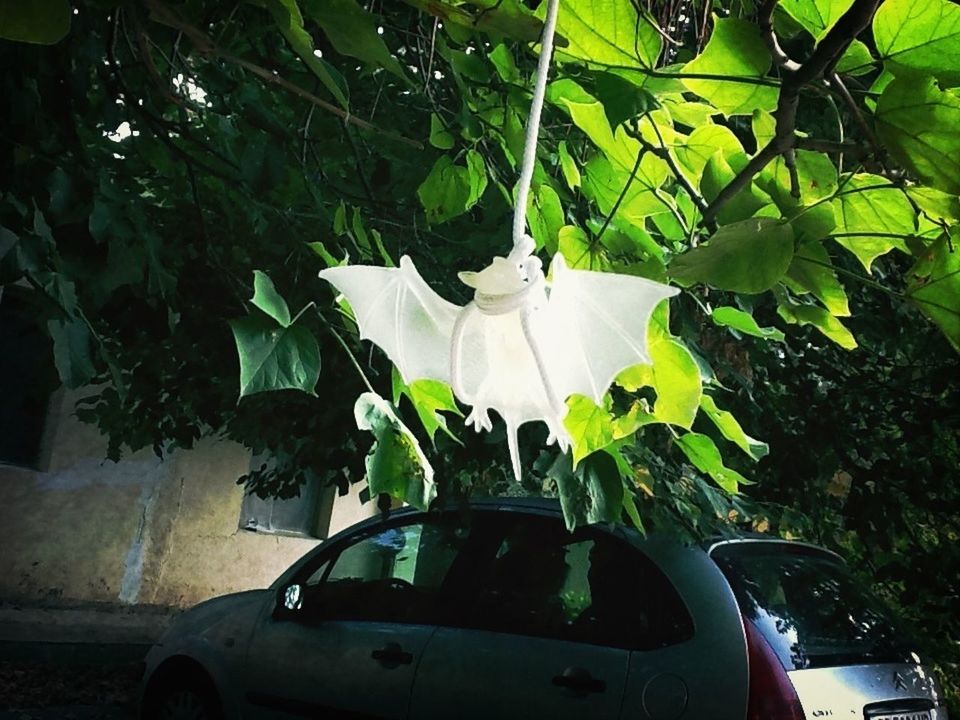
[872,712,932,720]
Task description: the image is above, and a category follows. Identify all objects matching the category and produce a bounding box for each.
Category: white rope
[511,0,561,252]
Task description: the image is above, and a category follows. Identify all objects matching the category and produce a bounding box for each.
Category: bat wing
[319,256,461,384]
[545,253,679,404]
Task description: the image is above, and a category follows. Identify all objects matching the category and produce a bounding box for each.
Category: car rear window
[711,542,917,670]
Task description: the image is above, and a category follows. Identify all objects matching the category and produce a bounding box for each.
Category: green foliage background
[1,0,957,705]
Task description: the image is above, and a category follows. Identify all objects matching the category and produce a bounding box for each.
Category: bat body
[319,248,678,480]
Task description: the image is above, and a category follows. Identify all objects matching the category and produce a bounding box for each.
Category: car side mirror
[275,583,304,620]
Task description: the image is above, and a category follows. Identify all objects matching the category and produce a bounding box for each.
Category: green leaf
[711,306,786,341]
[682,19,779,116]
[392,369,463,446]
[593,72,658,128]
[465,150,488,206]
[429,114,455,150]
[231,315,321,397]
[700,395,769,461]
[557,140,581,191]
[752,109,776,149]
[831,173,915,270]
[0,225,17,262]
[306,241,343,268]
[564,394,616,467]
[908,187,960,223]
[674,124,744,183]
[617,303,702,428]
[582,155,666,225]
[777,302,858,349]
[354,392,436,510]
[549,451,624,531]
[906,232,960,351]
[835,40,875,77]
[417,155,484,224]
[47,318,96,389]
[555,0,662,72]
[400,0,542,43]
[527,184,565,254]
[264,0,349,108]
[786,241,851,316]
[675,432,747,493]
[251,270,292,327]
[671,218,795,294]
[0,0,71,44]
[875,78,960,194]
[873,0,960,85]
[700,150,772,224]
[780,0,855,41]
[557,225,600,269]
[305,0,409,82]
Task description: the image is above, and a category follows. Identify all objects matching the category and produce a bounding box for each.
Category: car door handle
[371,642,413,666]
[552,667,606,694]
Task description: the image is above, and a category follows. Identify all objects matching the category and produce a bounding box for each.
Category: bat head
[458,255,529,295]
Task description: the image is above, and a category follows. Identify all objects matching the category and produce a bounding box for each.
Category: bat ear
[458,270,479,288]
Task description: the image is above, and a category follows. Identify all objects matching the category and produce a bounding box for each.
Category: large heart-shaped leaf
[231,315,321,397]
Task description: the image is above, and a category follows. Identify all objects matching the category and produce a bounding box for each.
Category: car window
[712,542,916,670]
[299,517,471,625]
[451,514,694,650]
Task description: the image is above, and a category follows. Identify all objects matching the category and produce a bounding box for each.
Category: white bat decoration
[319,235,678,481]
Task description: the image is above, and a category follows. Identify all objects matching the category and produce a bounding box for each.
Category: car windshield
[711,542,917,670]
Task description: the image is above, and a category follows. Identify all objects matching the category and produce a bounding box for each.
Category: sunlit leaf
[831,173,915,271]
[555,0,662,72]
[873,0,960,85]
[700,395,769,461]
[676,432,748,493]
[780,0,854,41]
[355,392,436,509]
[711,306,786,341]
[777,302,858,349]
[875,78,960,194]
[682,18,779,116]
[786,241,851,316]
[907,231,960,351]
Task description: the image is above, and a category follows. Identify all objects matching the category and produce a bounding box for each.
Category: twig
[144,0,423,149]
[784,147,800,198]
[759,0,800,71]
[703,0,884,221]
[594,142,644,244]
[828,72,883,158]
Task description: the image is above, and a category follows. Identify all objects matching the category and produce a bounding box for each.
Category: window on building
[239,456,336,538]
[0,287,58,469]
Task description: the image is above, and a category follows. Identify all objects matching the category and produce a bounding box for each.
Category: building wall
[0,390,376,608]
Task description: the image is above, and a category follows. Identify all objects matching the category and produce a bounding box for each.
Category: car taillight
[745,620,806,720]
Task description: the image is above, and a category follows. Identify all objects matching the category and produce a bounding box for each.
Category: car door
[242,514,474,720]
[409,511,684,720]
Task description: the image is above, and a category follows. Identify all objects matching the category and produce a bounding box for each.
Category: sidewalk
[0,602,177,664]
[0,601,179,717]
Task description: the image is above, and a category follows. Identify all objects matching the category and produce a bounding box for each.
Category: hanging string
[511,0,561,253]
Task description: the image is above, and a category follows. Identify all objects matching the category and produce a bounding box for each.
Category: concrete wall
[0,390,376,608]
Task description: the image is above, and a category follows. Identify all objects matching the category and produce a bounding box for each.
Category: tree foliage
[1,0,958,703]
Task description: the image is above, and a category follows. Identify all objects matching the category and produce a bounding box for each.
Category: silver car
[139,498,949,720]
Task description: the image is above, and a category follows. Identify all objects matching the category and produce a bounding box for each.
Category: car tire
[144,671,223,720]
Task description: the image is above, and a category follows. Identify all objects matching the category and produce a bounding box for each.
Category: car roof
[341,495,834,556]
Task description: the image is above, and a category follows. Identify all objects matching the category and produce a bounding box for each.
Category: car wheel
[147,675,222,720]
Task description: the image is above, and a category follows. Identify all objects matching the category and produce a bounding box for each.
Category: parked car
[139,497,948,720]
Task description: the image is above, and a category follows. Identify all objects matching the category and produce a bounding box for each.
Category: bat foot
[465,406,493,433]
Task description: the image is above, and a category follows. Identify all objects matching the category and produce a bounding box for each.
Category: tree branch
[759,0,801,71]
[703,0,885,221]
[144,0,423,149]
